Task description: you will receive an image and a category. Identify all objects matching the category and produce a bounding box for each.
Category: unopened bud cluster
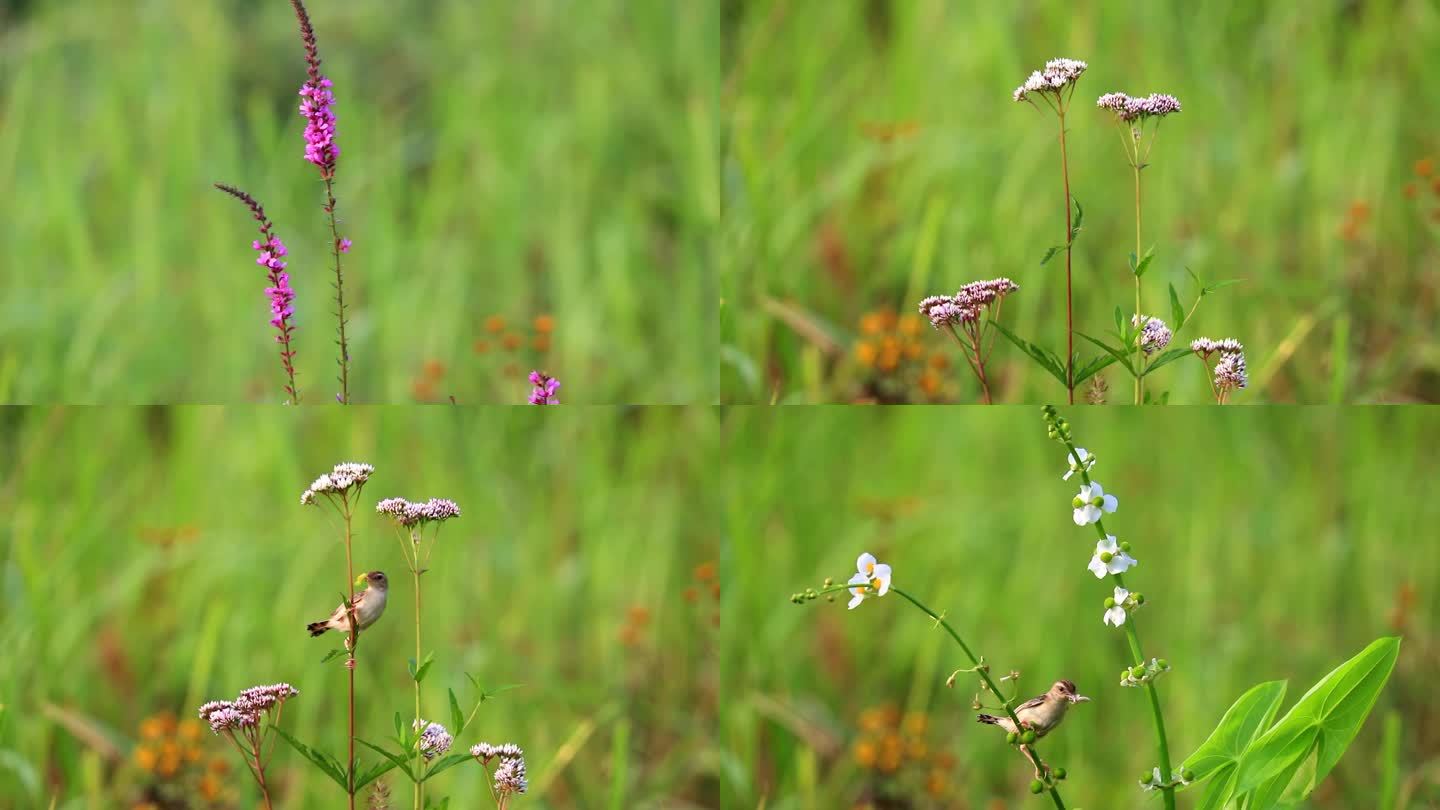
[1120,658,1171,688]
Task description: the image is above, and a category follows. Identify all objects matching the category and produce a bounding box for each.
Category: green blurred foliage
[0,406,721,807]
[0,0,719,403]
[722,406,1440,807]
[721,0,1440,403]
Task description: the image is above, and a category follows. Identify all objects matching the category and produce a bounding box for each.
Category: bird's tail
[975,714,1001,725]
[307,620,329,637]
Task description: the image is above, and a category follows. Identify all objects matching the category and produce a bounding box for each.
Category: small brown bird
[977,679,1090,776]
[307,571,389,641]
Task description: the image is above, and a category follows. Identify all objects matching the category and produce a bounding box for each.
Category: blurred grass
[722,406,1440,807]
[720,0,1440,403]
[0,406,721,807]
[0,0,719,403]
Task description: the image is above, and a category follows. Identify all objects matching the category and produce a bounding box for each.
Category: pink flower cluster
[253,237,295,334]
[1097,92,1183,122]
[197,683,298,735]
[1013,58,1088,102]
[299,76,339,176]
[375,497,462,527]
[918,278,1019,330]
[528,370,561,404]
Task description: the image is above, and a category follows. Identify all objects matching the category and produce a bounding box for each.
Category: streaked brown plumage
[976,679,1090,776]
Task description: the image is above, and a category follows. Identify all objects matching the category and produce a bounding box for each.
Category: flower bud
[1006,731,1019,745]
[1182,768,1194,782]
[1104,597,1116,609]
[1131,665,1146,679]
[1021,730,1037,745]
[1030,779,1044,794]
[1157,658,1169,669]
[1090,496,1104,507]
[1119,541,1132,552]
[1054,767,1067,780]
[1140,771,1154,785]
[1072,496,1084,508]
[823,577,833,587]
[1134,593,1145,605]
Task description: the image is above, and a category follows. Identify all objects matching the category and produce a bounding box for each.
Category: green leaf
[480,683,522,703]
[393,712,404,742]
[274,728,349,790]
[1039,244,1064,266]
[1183,680,1288,785]
[992,323,1068,386]
[1075,332,1136,375]
[409,651,436,683]
[1073,354,1118,386]
[1070,198,1084,241]
[1203,278,1244,295]
[1112,306,1124,335]
[1142,347,1195,377]
[320,648,346,664]
[421,753,473,782]
[1235,637,1401,798]
[448,689,465,736]
[1133,246,1156,278]
[355,758,401,791]
[1169,283,1185,330]
[356,738,417,781]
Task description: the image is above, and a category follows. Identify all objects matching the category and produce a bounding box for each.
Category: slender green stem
[1058,107,1075,405]
[323,177,351,403]
[1134,163,1144,405]
[1062,442,1176,809]
[414,563,424,810]
[889,587,1069,809]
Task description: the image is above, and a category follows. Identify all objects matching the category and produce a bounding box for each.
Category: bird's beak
[1070,694,1091,704]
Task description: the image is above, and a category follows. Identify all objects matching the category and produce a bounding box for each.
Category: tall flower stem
[325,181,351,403]
[1058,108,1075,405]
[342,491,357,810]
[413,550,424,810]
[1062,442,1175,810]
[1133,163,1144,404]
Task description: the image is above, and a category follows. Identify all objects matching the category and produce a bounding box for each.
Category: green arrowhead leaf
[1234,637,1401,797]
[1183,680,1288,783]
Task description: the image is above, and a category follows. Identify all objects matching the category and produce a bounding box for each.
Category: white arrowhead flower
[1103,586,1131,627]
[1062,448,1095,481]
[1072,480,1118,525]
[847,552,892,610]
[1088,535,1137,578]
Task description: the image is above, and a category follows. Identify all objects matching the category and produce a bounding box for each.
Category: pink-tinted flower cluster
[472,742,528,795]
[253,237,295,332]
[1097,92,1183,122]
[1013,58,1088,102]
[528,370,561,404]
[1191,337,1248,394]
[1131,314,1173,355]
[375,497,462,527]
[413,719,454,761]
[198,683,298,735]
[300,461,375,504]
[918,278,1019,330]
[298,76,339,176]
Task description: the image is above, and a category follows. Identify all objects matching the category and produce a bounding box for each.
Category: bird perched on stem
[307,571,389,643]
[976,679,1090,777]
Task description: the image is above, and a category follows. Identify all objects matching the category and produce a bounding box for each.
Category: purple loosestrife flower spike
[291,0,352,403]
[528,370,561,404]
[214,184,301,403]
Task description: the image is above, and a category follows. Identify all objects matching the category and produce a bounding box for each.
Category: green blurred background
[720,0,1440,404]
[723,406,1440,807]
[0,0,718,403]
[0,406,720,807]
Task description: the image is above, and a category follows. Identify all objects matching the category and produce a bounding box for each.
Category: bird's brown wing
[1014,694,1047,712]
[328,588,368,622]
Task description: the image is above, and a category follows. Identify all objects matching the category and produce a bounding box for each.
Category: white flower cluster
[1097,92,1183,122]
[1013,58,1088,102]
[300,461,375,504]
[414,719,454,760]
[1190,337,1248,392]
[1131,314,1173,355]
[1119,657,1171,688]
[472,742,527,795]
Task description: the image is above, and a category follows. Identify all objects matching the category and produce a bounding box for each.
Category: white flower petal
[1062,469,1074,481]
[1113,586,1130,602]
[856,553,877,577]
[848,572,869,587]
[1102,494,1118,513]
[1110,552,1137,574]
[1089,481,1105,498]
[848,594,864,609]
[871,564,892,596]
[1073,507,1089,526]
[1104,605,1128,626]
[1088,555,1109,578]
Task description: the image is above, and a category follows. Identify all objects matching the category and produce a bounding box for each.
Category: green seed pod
[1140,771,1154,785]
[1182,769,1194,782]
[1104,597,1116,609]
[1100,551,1114,563]
[1030,779,1044,794]
[1054,767,1067,780]
[1021,730,1037,745]
[1157,658,1169,669]
[1119,541,1132,552]
[1134,593,1145,605]
[1131,665,1147,678]
[1006,731,1019,744]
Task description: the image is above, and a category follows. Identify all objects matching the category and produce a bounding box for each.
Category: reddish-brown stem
[342,492,356,810]
[324,176,351,404]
